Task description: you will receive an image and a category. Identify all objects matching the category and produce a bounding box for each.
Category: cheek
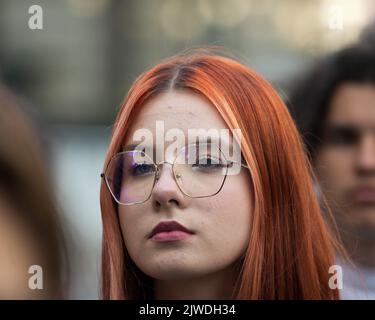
[316,149,353,190]
[118,206,147,260]
[203,175,252,253]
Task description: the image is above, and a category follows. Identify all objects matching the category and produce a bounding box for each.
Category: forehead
[125,90,228,144]
[327,82,375,126]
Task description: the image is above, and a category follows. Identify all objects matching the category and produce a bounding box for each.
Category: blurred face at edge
[315,82,375,267]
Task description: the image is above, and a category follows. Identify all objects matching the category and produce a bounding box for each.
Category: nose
[151,163,189,209]
[355,133,375,176]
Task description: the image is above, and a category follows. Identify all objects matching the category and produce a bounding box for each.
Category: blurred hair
[100,48,345,299]
[0,84,67,298]
[287,44,375,158]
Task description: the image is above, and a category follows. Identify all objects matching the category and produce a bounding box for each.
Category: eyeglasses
[101,143,248,205]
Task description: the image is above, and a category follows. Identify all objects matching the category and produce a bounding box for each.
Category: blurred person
[288,43,375,299]
[0,84,67,299]
[100,49,345,300]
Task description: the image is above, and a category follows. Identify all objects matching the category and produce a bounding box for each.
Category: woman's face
[118,90,253,281]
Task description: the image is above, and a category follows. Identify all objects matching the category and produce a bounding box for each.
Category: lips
[148,220,194,242]
[352,186,375,204]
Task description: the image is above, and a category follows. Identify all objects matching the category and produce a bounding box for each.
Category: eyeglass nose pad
[154,162,182,182]
[155,168,161,181]
[154,162,170,182]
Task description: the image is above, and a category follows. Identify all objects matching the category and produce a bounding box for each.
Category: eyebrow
[189,137,232,147]
[122,140,234,152]
[121,140,244,164]
[323,123,375,134]
[324,123,358,130]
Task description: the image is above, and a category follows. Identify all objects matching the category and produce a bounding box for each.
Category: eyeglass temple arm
[228,160,249,169]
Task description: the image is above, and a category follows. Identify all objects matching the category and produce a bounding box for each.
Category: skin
[118,90,253,299]
[315,82,375,268]
[0,192,45,299]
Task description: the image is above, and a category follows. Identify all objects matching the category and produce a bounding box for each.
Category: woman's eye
[130,163,155,176]
[325,127,359,146]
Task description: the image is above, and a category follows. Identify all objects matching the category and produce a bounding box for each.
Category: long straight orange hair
[100,49,343,299]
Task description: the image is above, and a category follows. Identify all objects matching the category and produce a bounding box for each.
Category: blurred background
[0,0,374,299]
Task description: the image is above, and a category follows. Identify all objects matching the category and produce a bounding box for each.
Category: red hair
[100,49,344,299]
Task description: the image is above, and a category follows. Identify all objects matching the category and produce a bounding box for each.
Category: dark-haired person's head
[288,43,375,271]
[0,84,67,299]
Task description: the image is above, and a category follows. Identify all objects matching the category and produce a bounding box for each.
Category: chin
[142,264,206,281]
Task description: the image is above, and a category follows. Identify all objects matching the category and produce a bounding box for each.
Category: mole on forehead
[143,104,197,114]
[132,110,201,128]
[165,103,196,112]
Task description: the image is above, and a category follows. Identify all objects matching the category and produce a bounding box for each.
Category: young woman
[100,49,344,299]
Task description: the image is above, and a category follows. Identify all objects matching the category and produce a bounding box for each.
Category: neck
[153,264,239,300]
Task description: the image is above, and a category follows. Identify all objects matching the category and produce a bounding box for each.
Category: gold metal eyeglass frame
[100,143,249,206]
